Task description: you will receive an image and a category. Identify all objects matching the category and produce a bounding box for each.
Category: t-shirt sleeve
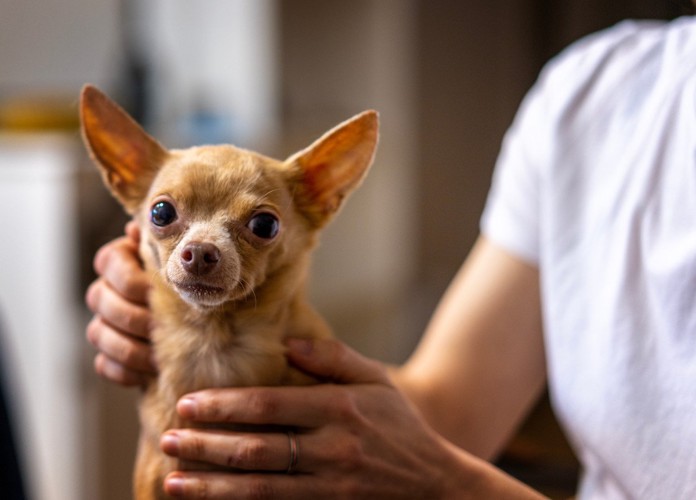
[480,19,659,267]
[480,78,550,266]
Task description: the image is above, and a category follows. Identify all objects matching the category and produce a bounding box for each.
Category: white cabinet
[0,133,87,500]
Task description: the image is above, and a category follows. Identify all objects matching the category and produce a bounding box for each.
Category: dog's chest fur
[146,271,327,403]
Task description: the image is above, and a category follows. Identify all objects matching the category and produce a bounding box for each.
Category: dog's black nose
[181,242,221,276]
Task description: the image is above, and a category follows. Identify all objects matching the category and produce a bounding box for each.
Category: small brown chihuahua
[80,85,378,499]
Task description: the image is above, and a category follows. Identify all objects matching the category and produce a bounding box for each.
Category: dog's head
[80,85,378,309]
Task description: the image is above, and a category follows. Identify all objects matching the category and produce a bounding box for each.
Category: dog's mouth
[179,283,225,295]
[174,281,227,305]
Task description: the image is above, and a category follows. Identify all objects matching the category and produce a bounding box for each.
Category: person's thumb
[285,337,390,385]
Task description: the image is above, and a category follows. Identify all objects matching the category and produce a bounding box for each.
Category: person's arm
[160,337,546,499]
[395,235,546,460]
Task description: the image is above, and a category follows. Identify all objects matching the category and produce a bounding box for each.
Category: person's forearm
[441,440,548,500]
[389,237,546,459]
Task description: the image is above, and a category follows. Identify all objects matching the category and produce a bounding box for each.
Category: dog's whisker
[239,278,258,308]
[257,187,282,206]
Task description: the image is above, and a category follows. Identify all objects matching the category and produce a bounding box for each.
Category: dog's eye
[151,201,177,227]
[247,213,279,239]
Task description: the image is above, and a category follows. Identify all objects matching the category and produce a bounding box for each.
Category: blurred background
[0,1,689,499]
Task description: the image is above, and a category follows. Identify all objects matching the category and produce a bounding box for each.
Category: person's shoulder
[544,17,696,86]
[546,20,662,81]
[523,17,696,125]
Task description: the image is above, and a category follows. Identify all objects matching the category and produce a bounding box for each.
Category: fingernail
[85,284,97,309]
[160,432,180,455]
[285,337,314,356]
[177,396,198,418]
[86,321,98,346]
[164,473,185,497]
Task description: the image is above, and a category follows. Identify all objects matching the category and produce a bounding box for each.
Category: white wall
[134,0,279,149]
[0,0,121,92]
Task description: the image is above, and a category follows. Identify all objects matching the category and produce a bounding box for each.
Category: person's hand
[85,221,156,386]
[159,338,544,499]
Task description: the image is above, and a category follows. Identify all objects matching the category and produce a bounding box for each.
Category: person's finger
[86,279,152,340]
[124,220,141,242]
[161,429,303,472]
[93,352,150,387]
[285,337,390,385]
[177,340,392,427]
[163,471,335,500]
[86,316,157,373]
[162,424,378,476]
[176,385,335,428]
[93,237,150,305]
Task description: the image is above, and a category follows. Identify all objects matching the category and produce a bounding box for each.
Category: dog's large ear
[80,85,167,214]
[285,110,379,228]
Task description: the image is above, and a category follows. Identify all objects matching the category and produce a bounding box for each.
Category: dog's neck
[147,253,328,397]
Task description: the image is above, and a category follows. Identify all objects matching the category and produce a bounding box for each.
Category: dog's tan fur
[80,85,378,499]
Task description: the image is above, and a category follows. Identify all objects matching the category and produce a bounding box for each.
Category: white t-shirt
[481,17,696,499]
